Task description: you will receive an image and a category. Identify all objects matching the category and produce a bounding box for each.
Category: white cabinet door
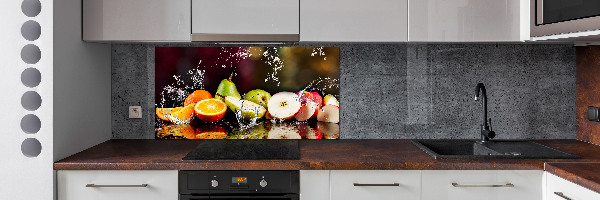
[330,170,420,200]
[422,170,542,200]
[83,0,191,41]
[191,0,299,41]
[301,0,408,42]
[409,0,529,42]
[57,170,178,200]
[300,170,330,200]
[545,172,600,200]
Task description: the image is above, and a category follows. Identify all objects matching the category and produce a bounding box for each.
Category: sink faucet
[474,83,495,143]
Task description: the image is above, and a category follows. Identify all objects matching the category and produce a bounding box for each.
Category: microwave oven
[531,0,600,39]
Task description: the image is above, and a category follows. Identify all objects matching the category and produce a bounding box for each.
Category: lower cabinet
[330,170,421,200]
[57,170,178,200]
[422,170,543,200]
[545,172,600,200]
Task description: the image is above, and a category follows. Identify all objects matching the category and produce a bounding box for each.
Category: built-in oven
[531,0,600,38]
[179,171,299,200]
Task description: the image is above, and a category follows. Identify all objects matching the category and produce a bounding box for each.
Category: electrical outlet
[129,106,142,118]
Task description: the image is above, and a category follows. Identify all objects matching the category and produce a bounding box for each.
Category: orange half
[168,103,196,124]
[194,99,227,122]
[156,107,183,121]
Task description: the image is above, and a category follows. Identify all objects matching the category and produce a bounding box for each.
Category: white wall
[0,0,54,199]
[53,0,112,162]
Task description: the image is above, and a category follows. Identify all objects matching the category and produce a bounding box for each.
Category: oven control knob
[211,180,218,188]
[259,179,267,187]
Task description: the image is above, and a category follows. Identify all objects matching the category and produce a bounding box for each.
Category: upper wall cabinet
[83,0,191,42]
[300,0,408,42]
[191,0,300,41]
[409,0,530,42]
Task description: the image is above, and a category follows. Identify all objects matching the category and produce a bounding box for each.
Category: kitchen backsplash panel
[112,44,576,139]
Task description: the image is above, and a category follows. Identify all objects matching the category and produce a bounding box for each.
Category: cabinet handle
[86,184,149,188]
[554,192,573,200]
[353,183,400,186]
[451,183,514,188]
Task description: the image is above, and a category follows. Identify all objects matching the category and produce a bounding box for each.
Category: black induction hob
[182,140,300,160]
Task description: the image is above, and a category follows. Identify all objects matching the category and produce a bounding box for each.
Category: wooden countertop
[54,139,600,171]
[545,162,600,194]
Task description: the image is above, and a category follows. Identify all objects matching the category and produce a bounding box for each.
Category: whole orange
[194,99,227,122]
[184,90,213,107]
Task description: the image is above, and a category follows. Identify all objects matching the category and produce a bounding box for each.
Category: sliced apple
[317,104,339,123]
[295,101,320,121]
[316,122,340,139]
[267,92,301,120]
[323,94,339,107]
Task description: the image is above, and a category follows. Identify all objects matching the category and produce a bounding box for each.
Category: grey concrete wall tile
[111,43,576,140]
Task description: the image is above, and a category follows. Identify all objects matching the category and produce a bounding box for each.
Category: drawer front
[422,170,542,200]
[57,170,178,200]
[546,172,600,200]
[330,170,421,200]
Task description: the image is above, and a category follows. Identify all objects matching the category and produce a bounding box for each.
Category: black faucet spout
[474,83,495,142]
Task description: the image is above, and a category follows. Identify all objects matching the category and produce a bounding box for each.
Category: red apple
[295,101,320,121]
[317,104,339,123]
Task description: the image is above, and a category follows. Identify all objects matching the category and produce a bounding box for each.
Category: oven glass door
[538,0,600,25]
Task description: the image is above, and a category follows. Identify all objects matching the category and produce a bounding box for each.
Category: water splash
[301,77,340,95]
[263,47,284,86]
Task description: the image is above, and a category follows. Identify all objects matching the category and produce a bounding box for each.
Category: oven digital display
[232,177,247,184]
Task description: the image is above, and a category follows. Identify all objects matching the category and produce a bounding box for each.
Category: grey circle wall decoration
[21,0,41,17]
[20,114,41,134]
[21,20,41,41]
[21,68,41,88]
[21,91,42,111]
[21,44,41,64]
[21,138,42,157]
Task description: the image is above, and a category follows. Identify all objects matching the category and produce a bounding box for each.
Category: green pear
[225,96,266,120]
[244,89,271,108]
[215,73,241,101]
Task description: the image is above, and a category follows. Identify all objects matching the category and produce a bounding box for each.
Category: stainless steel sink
[412,140,579,159]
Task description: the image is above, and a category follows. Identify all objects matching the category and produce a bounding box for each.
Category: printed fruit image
[265,110,274,120]
[225,96,266,120]
[227,125,268,139]
[156,124,196,139]
[168,103,196,124]
[244,89,271,108]
[295,91,322,121]
[215,73,241,101]
[296,91,322,107]
[195,124,228,139]
[194,99,227,122]
[196,132,228,139]
[316,122,340,139]
[323,94,339,107]
[184,90,212,107]
[310,92,323,106]
[295,101,320,121]
[267,92,302,120]
[268,124,302,139]
[317,104,340,123]
[296,123,323,139]
[156,107,183,121]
